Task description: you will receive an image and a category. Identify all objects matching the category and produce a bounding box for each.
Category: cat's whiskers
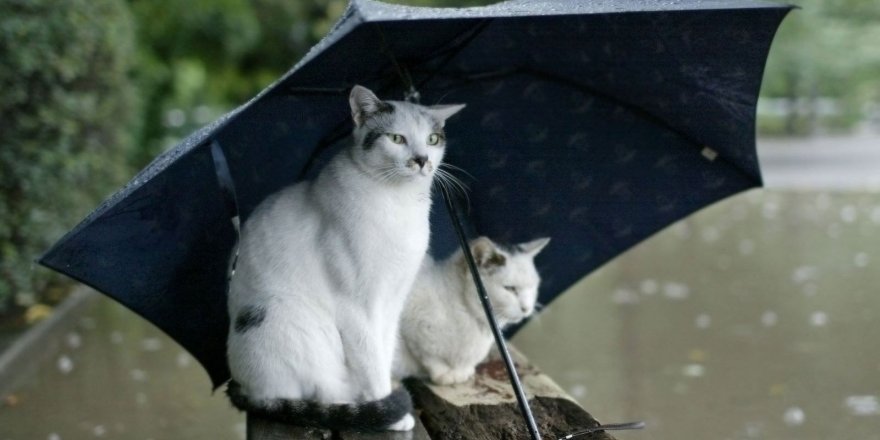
[438,165,471,198]
[434,167,471,209]
[439,162,475,181]
[432,170,457,203]
[374,165,402,185]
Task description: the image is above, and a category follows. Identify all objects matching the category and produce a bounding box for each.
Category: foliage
[0,0,138,312]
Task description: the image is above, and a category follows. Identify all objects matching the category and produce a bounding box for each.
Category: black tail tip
[225,380,413,431]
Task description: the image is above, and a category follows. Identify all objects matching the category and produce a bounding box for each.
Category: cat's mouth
[403,163,434,178]
[499,309,528,325]
[500,306,536,325]
[371,164,433,183]
[403,156,435,177]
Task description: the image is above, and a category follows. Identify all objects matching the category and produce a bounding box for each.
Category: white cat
[394,236,550,385]
[225,85,464,431]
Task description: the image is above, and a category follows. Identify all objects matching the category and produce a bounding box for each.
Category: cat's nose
[413,155,428,169]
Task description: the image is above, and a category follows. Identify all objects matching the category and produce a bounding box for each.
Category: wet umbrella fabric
[40,0,792,389]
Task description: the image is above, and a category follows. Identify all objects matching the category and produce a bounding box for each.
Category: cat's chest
[348,190,429,232]
[353,201,430,256]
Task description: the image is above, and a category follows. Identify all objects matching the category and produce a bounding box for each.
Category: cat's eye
[427,133,441,146]
[504,286,518,294]
[388,133,406,144]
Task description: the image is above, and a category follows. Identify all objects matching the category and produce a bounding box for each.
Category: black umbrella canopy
[41,0,793,387]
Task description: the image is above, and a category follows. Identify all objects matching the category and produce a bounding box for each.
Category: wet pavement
[514,190,880,440]
[757,133,880,190]
[0,297,244,440]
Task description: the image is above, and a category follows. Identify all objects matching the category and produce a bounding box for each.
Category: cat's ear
[518,237,550,257]
[349,85,388,127]
[426,103,466,127]
[471,237,506,269]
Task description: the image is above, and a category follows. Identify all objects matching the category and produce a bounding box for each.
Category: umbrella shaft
[441,187,542,440]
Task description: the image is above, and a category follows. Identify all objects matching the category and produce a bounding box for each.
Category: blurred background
[0,0,878,439]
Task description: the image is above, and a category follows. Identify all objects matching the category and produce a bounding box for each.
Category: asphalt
[758,132,880,190]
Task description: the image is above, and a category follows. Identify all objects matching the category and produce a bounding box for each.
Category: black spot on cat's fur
[235,305,266,333]
[376,101,394,114]
[363,130,382,150]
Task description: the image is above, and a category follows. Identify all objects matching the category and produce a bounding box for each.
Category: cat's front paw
[430,369,456,386]
[430,368,473,386]
[386,413,415,431]
[451,368,474,383]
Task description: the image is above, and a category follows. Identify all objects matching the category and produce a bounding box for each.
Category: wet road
[758,133,880,190]
[0,297,244,440]
[514,190,880,440]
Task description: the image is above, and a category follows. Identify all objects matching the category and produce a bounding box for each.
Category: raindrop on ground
[845,395,880,416]
[783,407,805,426]
[694,313,711,329]
[761,310,778,327]
[662,282,690,300]
[809,311,828,327]
[57,355,74,374]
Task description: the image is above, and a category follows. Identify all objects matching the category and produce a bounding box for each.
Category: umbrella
[40,0,792,435]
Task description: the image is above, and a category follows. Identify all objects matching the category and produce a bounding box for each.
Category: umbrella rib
[412,19,495,100]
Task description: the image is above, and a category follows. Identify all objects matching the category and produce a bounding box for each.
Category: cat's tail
[226,380,413,431]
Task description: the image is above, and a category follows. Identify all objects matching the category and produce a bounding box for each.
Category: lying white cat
[394,236,549,385]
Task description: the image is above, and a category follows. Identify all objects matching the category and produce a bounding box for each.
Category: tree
[760,0,880,134]
[0,0,138,312]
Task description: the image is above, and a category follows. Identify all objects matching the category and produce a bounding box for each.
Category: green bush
[0,0,138,312]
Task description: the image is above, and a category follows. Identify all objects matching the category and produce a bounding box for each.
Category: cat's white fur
[226,85,464,430]
[394,236,549,385]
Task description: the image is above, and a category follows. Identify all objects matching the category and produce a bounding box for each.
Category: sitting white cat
[226,85,464,431]
[394,236,549,385]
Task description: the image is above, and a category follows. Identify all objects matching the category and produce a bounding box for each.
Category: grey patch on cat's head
[350,85,394,128]
[363,130,383,150]
[234,305,266,333]
[471,236,506,270]
[358,105,399,152]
